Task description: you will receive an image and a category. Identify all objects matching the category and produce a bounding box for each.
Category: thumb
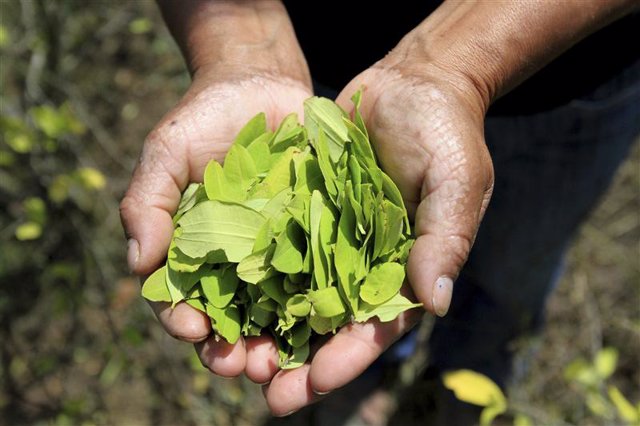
[407,143,493,317]
[120,129,188,275]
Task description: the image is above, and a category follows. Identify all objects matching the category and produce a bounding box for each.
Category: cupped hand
[120,69,311,378]
[262,63,494,415]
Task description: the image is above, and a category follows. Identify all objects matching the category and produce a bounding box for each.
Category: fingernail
[276,410,296,418]
[127,239,139,272]
[313,389,331,396]
[432,276,453,317]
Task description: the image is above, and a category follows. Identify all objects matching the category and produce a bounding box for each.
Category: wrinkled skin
[120,61,494,415]
[263,64,494,415]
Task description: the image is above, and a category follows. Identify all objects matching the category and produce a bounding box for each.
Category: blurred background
[0,1,638,425]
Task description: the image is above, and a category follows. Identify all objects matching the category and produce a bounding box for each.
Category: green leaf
[0,25,9,48]
[287,321,311,348]
[260,188,294,221]
[223,144,258,193]
[608,385,640,423]
[129,18,152,34]
[286,193,311,234]
[203,160,238,202]
[318,201,338,285]
[200,266,239,308]
[174,183,207,223]
[513,414,534,426]
[247,137,272,174]
[293,149,325,195]
[308,287,346,317]
[355,293,421,323]
[335,184,361,313]
[233,112,267,147]
[564,358,599,387]
[166,265,210,307]
[15,222,41,241]
[176,200,265,261]
[206,304,241,344]
[250,146,298,198]
[236,244,277,284]
[272,220,306,274]
[304,96,349,163]
[270,113,305,153]
[344,118,376,169]
[260,276,288,307]
[186,298,206,313]
[286,294,311,317]
[141,266,171,302]
[312,129,339,203]
[309,191,328,289]
[350,89,369,140]
[167,231,207,272]
[250,303,276,327]
[75,167,106,190]
[594,347,618,380]
[24,197,46,225]
[360,262,405,305]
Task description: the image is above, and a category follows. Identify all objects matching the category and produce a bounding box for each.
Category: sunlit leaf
[176,200,265,261]
[233,112,267,147]
[201,266,239,308]
[443,369,508,425]
[608,385,640,423]
[75,167,106,190]
[594,347,618,380]
[360,262,405,305]
[15,222,42,241]
[141,266,171,302]
[206,304,241,344]
[129,18,152,34]
[309,287,345,317]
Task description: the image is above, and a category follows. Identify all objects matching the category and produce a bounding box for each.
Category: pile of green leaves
[142,92,420,368]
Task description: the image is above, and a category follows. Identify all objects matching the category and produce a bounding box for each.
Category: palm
[153,76,312,182]
[262,67,494,415]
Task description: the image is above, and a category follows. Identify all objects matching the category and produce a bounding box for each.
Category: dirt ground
[1,2,638,425]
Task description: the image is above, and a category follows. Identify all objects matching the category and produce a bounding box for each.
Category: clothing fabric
[291,2,640,386]
[284,1,640,115]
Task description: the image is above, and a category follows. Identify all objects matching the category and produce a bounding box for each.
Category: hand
[261,62,494,415]
[120,68,312,379]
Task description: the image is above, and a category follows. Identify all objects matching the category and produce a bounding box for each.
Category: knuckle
[445,232,473,267]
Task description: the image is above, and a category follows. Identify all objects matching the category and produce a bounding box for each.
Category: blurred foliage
[0,1,263,425]
[0,1,638,425]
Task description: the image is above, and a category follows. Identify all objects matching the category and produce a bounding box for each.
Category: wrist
[379,0,638,109]
[158,0,310,88]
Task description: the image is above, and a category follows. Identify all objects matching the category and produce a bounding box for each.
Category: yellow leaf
[595,347,618,379]
[514,414,534,426]
[0,25,8,48]
[443,369,507,408]
[76,167,106,190]
[15,222,42,241]
[608,386,640,423]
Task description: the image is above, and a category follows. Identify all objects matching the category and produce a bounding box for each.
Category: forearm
[156,0,310,85]
[386,0,639,108]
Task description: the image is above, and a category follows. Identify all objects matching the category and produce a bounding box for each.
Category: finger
[245,335,280,384]
[408,138,493,317]
[195,334,247,378]
[120,128,189,276]
[309,306,422,395]
[149,301,211,343]
[263,364,319,417]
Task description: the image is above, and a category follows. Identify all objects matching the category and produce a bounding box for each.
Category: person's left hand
[259,56,495,416]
